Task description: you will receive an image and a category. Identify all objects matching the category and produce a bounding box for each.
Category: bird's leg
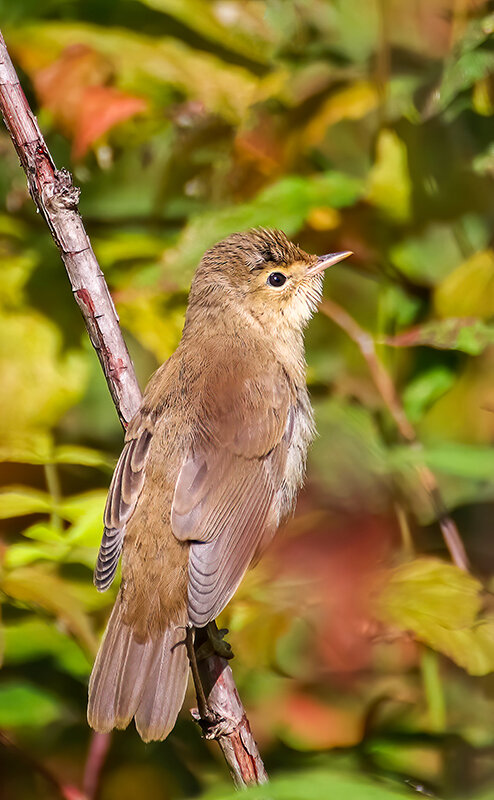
[184,625,213,722]
[195,621,234,661]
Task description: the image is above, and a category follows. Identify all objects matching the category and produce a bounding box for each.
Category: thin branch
[0,29,266,788]
[193,626,269,788]
[0,36,140,428]
[83,732,112,800]
[320,298,469,571]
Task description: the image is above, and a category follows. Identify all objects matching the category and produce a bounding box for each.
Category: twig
[83,732,112,800]
[320,298,469,571]
[0,36,140,429]
[0,29,266,787]
[193,627,269,788]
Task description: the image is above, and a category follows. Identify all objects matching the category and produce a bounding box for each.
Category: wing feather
[94,415,154,592]
[171,363,296,626]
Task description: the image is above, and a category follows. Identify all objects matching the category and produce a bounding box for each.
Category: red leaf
[34,45,112,136]
[73,86,147,159]
[61,786,87,800]
[272,513,394,673]
[31,45,147,158]
[277,691,362,749]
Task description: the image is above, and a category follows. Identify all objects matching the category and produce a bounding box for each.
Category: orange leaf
[34,45,112,136]
[73,86,147,159]
[278,692,362,750]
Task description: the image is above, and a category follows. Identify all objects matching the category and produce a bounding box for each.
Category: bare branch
[193,626,269,787]
[0,29,266,787]
[83,732,112,800]
[320,298,469,571]
[0,32,140,428]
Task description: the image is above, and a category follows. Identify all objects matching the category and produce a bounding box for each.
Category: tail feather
[88,595,189,741]
[135,627,188,741]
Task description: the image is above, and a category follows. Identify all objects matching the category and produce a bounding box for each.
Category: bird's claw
[196,624,234,661]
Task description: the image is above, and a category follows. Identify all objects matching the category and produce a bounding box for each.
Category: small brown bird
[88,228,351,741]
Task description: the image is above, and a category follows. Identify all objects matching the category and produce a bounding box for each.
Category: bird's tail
[87,593,189,741]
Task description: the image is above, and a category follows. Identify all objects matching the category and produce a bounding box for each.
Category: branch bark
[0,29,266,788]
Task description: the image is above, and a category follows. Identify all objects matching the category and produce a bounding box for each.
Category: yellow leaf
[118,292,185,362]
[304,81,379,147]
[306,207,342,231]
[376,558,494,676]
[2,566,99,657]
[434,250,494,318]
[473,77,494,116]
[10,22,285,124]
[0,309,88,446]
[367,129,411,222]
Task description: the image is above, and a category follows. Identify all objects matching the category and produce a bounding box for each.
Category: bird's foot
[196,623,234,661]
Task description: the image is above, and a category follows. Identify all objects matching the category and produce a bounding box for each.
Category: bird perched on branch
[88,228,351,741]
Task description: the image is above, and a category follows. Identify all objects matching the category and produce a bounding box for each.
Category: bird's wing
[94,411,154,591]
[171,363,295,626]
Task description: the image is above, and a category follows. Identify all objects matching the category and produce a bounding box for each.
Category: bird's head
[186,228,351,335]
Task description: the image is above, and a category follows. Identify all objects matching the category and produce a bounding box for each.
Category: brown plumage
[88,228,351,741]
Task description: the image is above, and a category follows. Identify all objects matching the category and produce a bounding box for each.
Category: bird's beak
[306,250,353,277]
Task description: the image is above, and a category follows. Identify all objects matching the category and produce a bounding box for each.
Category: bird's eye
[267,272,287,288]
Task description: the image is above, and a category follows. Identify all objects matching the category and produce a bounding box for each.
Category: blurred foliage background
[1,0,494,798]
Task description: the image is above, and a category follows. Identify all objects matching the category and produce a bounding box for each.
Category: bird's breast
[277,384,315,524]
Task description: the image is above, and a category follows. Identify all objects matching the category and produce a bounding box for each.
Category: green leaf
[2,566,99,657]
[433,40,494,115]
[93,231,169,270]
[390,224,465,286]
[0,682,62,728]
[200,768,411,800]
[473,142,494,176]
[421,443,494,482]
[0,488,52,519]
[4,542,68,569]
[11,22,286,124]
[0,437,54,465]
[0,308,88,449]
[310,398,388,511]
[366,130,411,222]
[64,492,106,548]
[3,493,106,568]
[377,558,494,676]
[390,442,494,520]
[135,0,273,64]
[423,11,494,115]
[58,490,107,526]
[52,445,112,469]
[385,317,494,355]
[118,291,186,361]
[439,50,494,112]
[164,172,363,283]
[391,440,494,482]
[23,523,64,543]
[0,251,39,308]
[402,367,455,423]
[0,443,111,468]
[379,284,422,330]
[3,618,91,677]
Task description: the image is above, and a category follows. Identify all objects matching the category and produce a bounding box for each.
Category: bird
[87,228,352,742]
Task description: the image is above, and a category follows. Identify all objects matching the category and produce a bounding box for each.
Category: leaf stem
[420,647,446,732]
[44,462,63,532]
